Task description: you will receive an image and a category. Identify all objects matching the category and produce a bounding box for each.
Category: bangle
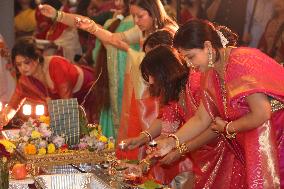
[178,143,188,156]
[224,121,236,139]
[56,11,64,22]
[87,20,99,34]
[52,10,58,22]
[141,131,152,142]
[168,134,180,149]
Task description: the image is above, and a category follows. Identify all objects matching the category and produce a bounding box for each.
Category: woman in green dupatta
[92,0,140,138]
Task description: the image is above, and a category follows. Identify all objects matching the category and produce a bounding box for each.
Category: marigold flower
[24,144,37,155]
[98,136,108,143]
[0,139,16,153]
[39,116,50,125]
[107,142,114,150]
[38,148,46,155]
[31,131,42,139]
[47,143,56,154]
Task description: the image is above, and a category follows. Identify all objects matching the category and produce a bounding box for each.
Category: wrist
[224,121,236,139]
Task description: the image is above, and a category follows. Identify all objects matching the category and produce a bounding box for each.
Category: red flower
[33,120,41,127]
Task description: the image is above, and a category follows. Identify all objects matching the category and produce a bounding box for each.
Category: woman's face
[178,47,209,72]
[130,5,153,32]
[14,55,38,76]
[114,0,125,10]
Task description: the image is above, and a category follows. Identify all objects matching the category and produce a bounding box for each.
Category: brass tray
[15,149,114,167]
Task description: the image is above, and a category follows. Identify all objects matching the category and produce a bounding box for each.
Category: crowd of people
[0,0,284,188]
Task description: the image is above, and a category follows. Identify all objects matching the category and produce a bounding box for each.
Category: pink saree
[195,47,284,189]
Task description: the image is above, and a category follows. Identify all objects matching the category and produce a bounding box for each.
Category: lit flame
[23,104,32,115]
[35,105,45,116]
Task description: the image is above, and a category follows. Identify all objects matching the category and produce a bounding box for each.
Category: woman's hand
[38,4,57,19]
[150,137,176,158]
[159,149,182,165]
[121,136,144,150]
[210,116,227,133]
[74,17,98,33]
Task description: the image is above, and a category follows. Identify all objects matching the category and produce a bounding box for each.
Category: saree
[195,47,284,189]
[116,25,178,159]
[92,15,139,138]
[8,56,95,120]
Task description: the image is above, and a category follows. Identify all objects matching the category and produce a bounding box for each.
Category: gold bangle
[52,10,58,22]
[56,11,64,22]
[86,20,99,34]
[225,121,236,139]
[178,143,188,156]
[168,134,180,149]
[141,131,152,142]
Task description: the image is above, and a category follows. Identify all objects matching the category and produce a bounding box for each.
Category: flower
[31,131,42,139]
[47,143,56,154]
[108,142,114,150]
[0,144,11,158]
[24,144,37,155]
[38,116,50,125]
[52,135,65,148]
[0,139,16,153]
[98,136,108,143]
[38,148,46,155]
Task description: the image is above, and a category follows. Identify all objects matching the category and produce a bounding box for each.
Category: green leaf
[138,180,162,189]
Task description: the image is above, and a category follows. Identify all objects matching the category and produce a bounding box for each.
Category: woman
[91,0,140,139]
[123,45,193,188]
[14,0,37,38]
[152,19,284,188]
[0,38,95,126]
[39,0,178,153]
[35,0,82,61]
[258,0,284,64]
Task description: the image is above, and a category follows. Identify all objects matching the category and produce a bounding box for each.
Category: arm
[211,93,271,133]
[153,103,213,157]
[39,4,129,51]
[159,128,218,165]
[123,119,162,150]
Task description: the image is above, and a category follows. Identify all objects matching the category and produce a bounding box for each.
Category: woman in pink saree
[153,19,284,188]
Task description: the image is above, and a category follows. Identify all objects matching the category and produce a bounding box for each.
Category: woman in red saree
[0,38,95,127]
[122,45,198,188]
[152,19,284,188]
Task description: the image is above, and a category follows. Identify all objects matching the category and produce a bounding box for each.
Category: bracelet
[52,10,58,22]
[140,131,152,142]
[56,11,64,22]
[85,20,99,34]
[178,143,188,156]
[168,134,180,149]
[224,121,236,139]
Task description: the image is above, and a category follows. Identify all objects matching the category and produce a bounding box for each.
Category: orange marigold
[24,144,37,155]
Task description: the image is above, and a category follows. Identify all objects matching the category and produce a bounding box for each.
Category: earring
[154,19,158,30]
[185,58,194,68]
[208,49,214,68]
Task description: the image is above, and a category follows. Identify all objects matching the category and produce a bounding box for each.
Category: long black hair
[140,45,189,105]
[173,19,238,61]
[91,0,130,115]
